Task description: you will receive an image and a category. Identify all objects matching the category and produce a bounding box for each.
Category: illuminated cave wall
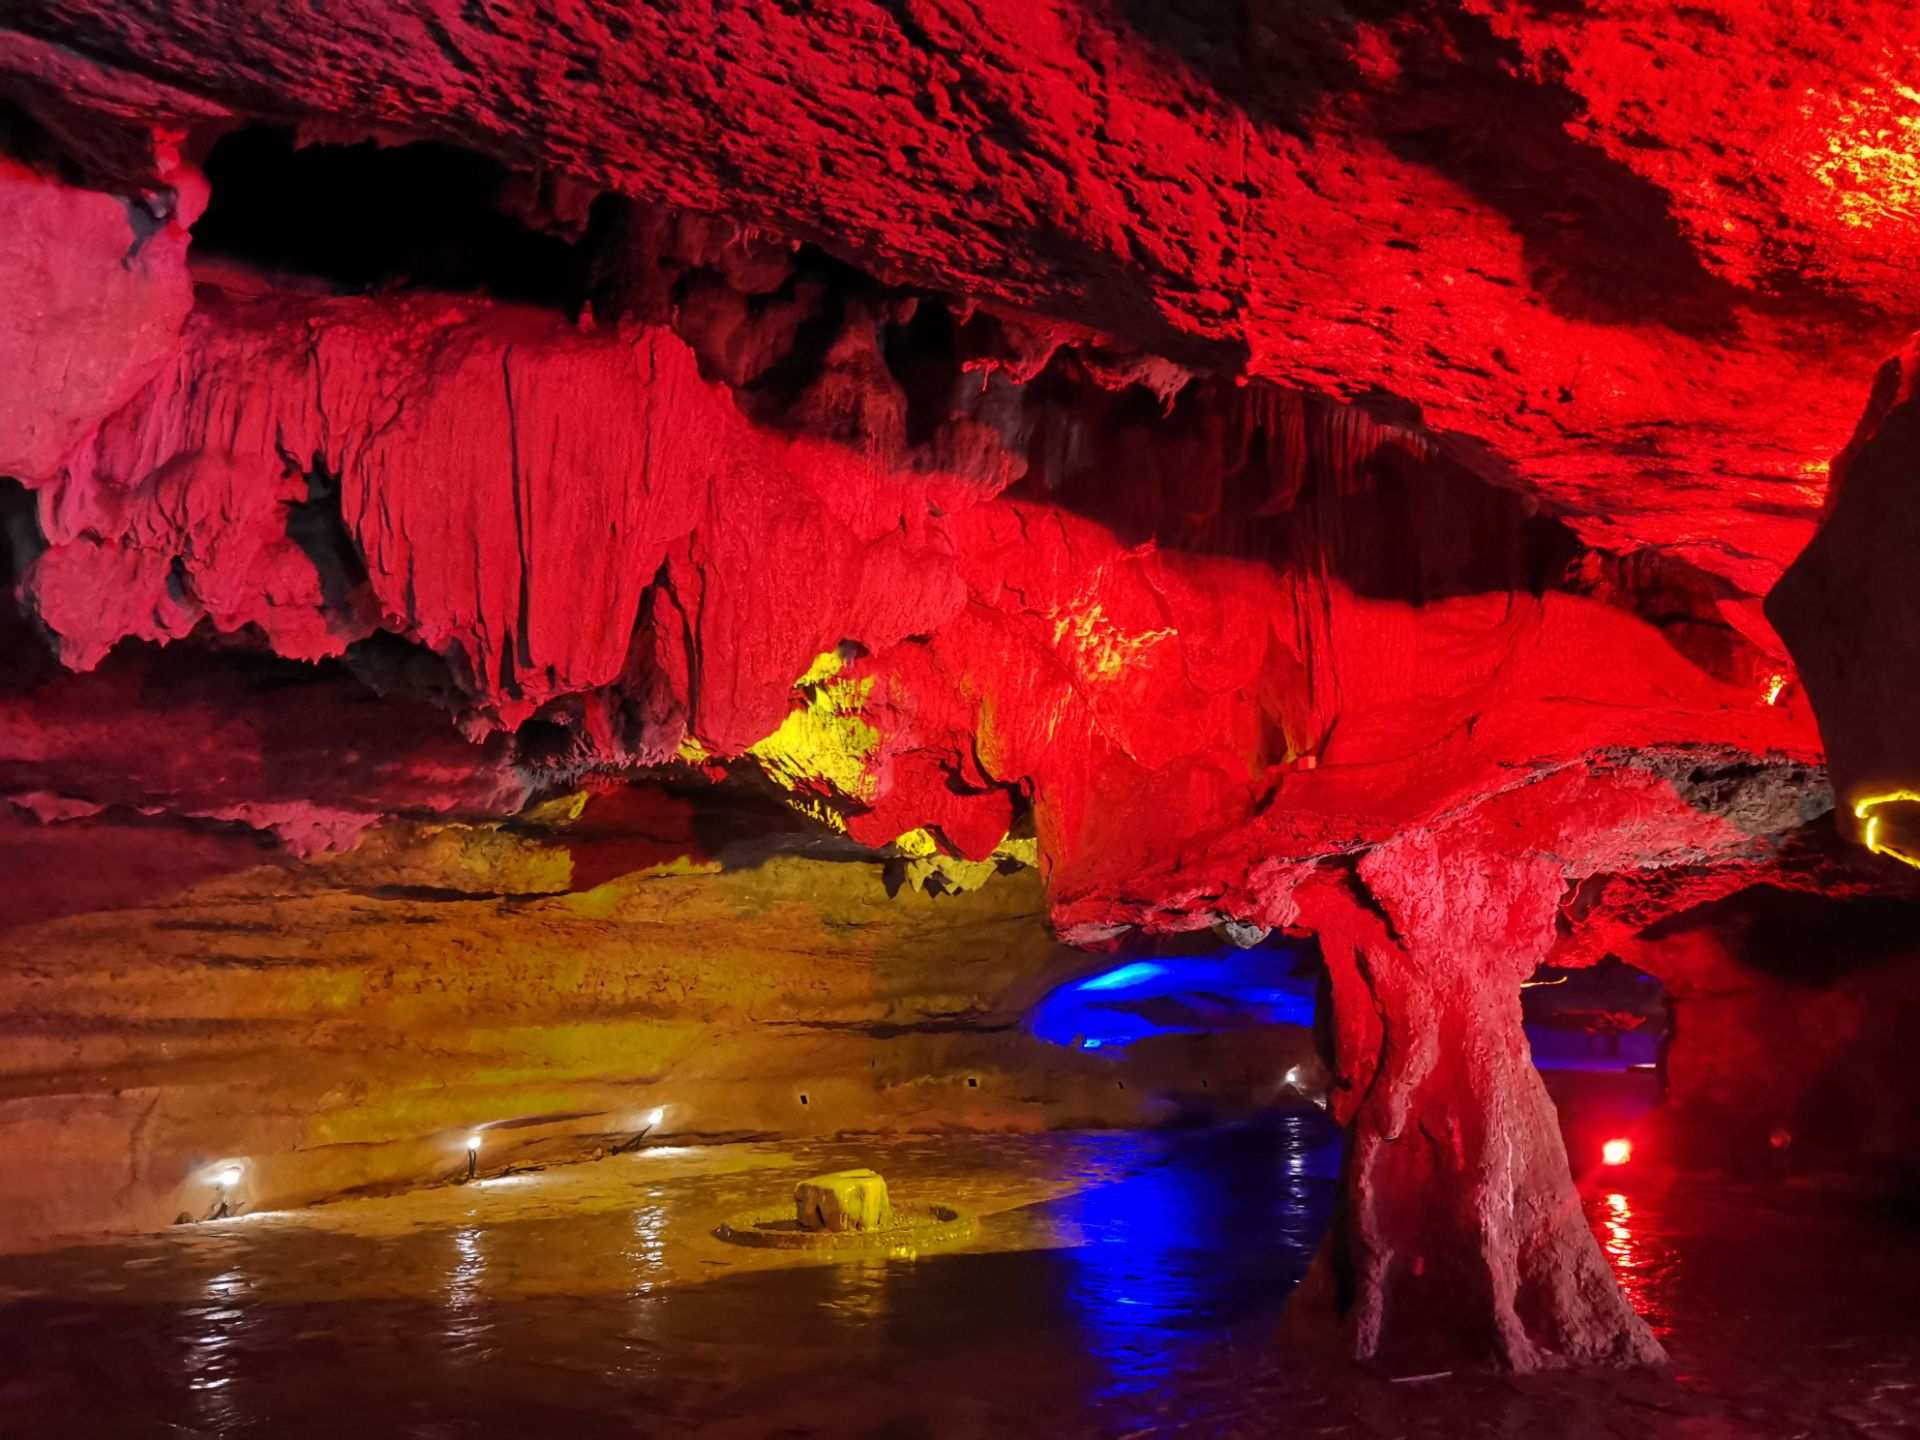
[2,5,1920,1363]
[0,790,1324,1243]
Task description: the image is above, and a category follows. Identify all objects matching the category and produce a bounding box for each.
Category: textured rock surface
[0,262,1822,914]
[1,812,1312,1244]
[1300,821,1667,1369]
[1621,884,1920,1178]
[2,3,1910,593]
[0,152,196,485]
[795,1169,893,1233]
[0,0,1914,1373]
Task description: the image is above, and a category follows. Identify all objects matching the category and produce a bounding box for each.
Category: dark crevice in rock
[284,460,371,618]
[341,630,478,718]
[883,292,964,449]
[193,125,586,305]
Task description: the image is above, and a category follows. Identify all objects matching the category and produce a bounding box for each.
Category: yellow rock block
[793,1168,892,1232]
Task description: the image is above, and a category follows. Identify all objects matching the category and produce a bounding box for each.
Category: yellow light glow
[1044,567,1177,685]
[1763,673,1788,706]
[1853,790,1920,869]
[1809,79,1920,230]
[887,827,1040,893]
[744,649,881,826]
[1793,458,1831,508]
[1049,598,1175,682]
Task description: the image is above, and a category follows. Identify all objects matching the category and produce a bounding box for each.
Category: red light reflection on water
[1597,1189,1666,1333]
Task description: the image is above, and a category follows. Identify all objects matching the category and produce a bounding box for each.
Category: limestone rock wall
[0,808,1310,1247]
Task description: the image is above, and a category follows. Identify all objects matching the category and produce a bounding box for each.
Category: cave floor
[1,1117,1916,1439]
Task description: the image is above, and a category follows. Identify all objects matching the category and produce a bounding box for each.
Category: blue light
[1028,946,1318,1052]
[1052,1116,1343,1424]
[1078,962,1167,992]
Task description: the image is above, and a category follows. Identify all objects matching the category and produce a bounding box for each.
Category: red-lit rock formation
[0,0,1914,1374]
[0,152,196,483]
[6,2,1911,591]
[1300,848,1664,1371]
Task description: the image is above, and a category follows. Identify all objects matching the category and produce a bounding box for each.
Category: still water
[0,1119,1343,1438]
[2,1117,1917,1439]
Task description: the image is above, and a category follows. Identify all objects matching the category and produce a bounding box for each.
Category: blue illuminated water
[1045,1113,1343,1414]
[0,1124,1345,1438]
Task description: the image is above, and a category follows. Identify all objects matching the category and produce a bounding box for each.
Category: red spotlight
[1600,1137,1633,1167]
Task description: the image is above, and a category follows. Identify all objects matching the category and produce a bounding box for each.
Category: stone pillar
[1295,838,1665,1371]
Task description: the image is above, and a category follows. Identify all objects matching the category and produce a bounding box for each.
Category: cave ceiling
[0,1,1915,944]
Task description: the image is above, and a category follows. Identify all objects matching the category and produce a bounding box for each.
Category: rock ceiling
[0,1,1913,939]
[7,0,1920,1372]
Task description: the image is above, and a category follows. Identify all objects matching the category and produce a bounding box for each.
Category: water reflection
[1591,1185,1676,1339]
[824,1255,893,1325]
[1053,1113,1341,1420]
[2,1131,1903,1438]
[443,1223,492,1362]
[182,1259,254,1433]
[0,1127,1342,1437]
[627,1194,667,1294]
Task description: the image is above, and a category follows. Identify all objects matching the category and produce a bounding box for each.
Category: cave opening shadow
[1524,956,1668,1180]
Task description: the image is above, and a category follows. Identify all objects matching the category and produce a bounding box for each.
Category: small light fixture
[613,1107,669,1156]
[1601,1138,1632,1167]
[1283,1065,1302,1087]
[199,1162,246,1221]
[465,1132,482,1180]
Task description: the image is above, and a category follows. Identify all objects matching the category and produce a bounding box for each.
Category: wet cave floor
[2,1116,1917,1439]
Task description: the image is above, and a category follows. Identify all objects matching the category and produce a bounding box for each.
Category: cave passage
[1026,945,1319,1052]
[6,2,1920,1431]
[1026,946,1672,1179]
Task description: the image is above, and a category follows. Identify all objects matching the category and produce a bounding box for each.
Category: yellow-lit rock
[794,1168,892,1232]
